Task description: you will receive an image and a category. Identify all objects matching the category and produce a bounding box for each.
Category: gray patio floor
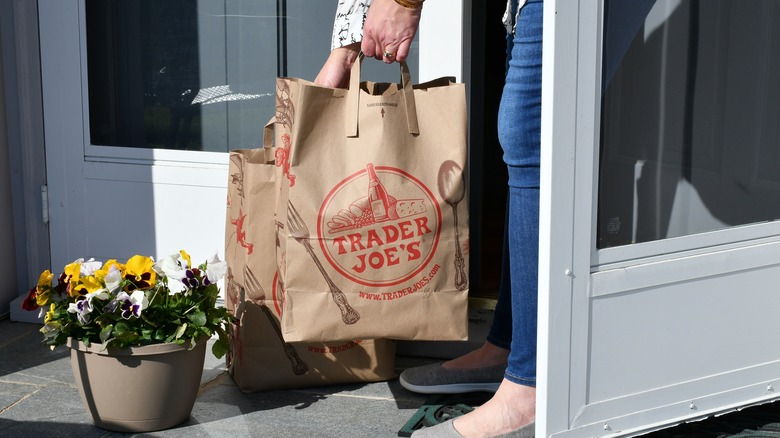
[3,317,780,438]
[0,318,432,437]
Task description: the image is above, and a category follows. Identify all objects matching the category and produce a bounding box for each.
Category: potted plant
[21,250,234,432]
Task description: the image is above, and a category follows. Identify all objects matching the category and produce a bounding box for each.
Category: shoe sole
[399,375,500,394]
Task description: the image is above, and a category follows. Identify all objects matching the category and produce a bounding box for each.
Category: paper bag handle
[346,53,420,138]
[262,117,275,162]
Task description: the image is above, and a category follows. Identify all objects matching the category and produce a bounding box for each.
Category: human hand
[361,0,421,64]
[314,43,362,89]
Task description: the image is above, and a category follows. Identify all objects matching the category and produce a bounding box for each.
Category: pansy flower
[117,290,148,319]
[43,303,56,324]
[153,252,187,294]
[35,270,55,304]
[79,258,102,276]
[63,259,83,298]
[27,270,56,309]
[179,250,192,270]
[21,287,39,311]
[93,260,122,289]
[205,253,227,285]
[103,264,123,293]
[183,269,200,289]
[71,274,104,299]
[123,255,156,290]
[67,298,93,325]
[54,272,69,295]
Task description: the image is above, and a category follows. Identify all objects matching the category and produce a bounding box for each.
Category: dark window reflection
[85,1,418,153]
[598,0,780,248]
[86,0,275,152]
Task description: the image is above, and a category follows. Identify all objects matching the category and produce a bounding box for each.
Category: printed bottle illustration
[327,163,428,234]
[367,164,390,222]
[320,163,441,289]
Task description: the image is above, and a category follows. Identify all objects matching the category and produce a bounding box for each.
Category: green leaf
[187,311,207,327]
[211,337,229,359]
[114,321,131,335]
[99,325,113,344]
[174,323,187,339]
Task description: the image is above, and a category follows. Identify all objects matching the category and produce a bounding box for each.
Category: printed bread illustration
[327,164,427,233]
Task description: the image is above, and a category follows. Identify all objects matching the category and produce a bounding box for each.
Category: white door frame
[538,2,780,437]
[1,0,49,294]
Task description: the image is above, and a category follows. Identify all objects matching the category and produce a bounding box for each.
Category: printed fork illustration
[287,201,361,325]
[243,265,308,375]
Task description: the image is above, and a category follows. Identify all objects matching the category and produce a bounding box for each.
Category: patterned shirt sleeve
[332,0,372,50]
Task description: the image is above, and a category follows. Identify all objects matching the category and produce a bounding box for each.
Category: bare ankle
[442,342,509,370]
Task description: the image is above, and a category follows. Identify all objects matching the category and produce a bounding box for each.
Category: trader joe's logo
[318,164,441,288]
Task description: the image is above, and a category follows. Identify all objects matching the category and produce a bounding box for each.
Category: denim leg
[496,0,543,387]
[504,186,539,386]
[486,203,512,351]
[486,0,520,354]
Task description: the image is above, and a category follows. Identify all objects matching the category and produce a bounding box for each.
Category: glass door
[38,0,453,270]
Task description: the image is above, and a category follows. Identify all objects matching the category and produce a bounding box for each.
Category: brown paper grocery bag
[275,57,469,342]
[225,141,396,392]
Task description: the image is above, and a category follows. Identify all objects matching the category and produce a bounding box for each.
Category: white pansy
[130,290,149,311]
[116,290,149,319]
[153,253,187,294]
[205,253,227,283]
[67,299,93,324]
[85,288,110,302]
[80,258,103,276]
[104,265,123,293]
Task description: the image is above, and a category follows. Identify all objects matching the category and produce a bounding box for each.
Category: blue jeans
[486,0,542,387]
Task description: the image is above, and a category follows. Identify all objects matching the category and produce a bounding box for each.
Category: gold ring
[383,50,394,58]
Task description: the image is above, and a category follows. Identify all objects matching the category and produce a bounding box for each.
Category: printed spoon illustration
[437,160,468,291]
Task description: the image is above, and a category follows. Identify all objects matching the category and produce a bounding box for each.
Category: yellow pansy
[179,250,192,269]
[124,255,157,289]
[79,275,104,294]
[43,303,56,324]
[34,270,55,306]
[64,260,82,296]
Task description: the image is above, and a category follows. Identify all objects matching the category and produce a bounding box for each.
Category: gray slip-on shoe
[399,362,506,394]
[411,419,536,438]
[496,421,536,438]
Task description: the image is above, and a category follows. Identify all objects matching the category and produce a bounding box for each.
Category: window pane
[86,0,419,153]
[598,0,780,248]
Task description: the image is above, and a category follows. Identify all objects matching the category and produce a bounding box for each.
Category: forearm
[331,0,373,50]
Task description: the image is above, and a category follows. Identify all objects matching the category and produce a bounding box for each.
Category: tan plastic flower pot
[68,337,207,432]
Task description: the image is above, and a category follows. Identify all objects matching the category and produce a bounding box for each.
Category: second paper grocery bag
[275,58,469,342]
[225,145,396,392]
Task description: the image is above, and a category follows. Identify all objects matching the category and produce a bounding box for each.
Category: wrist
[334,43,361,63]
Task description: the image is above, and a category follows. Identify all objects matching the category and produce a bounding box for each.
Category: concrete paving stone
[0,381,42,416]
[0,385,98,435]
[0,318,430,438]
[0,322,74,385]
[181,374,420,438]
[0,321,41,344]
[0,419,111,438]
